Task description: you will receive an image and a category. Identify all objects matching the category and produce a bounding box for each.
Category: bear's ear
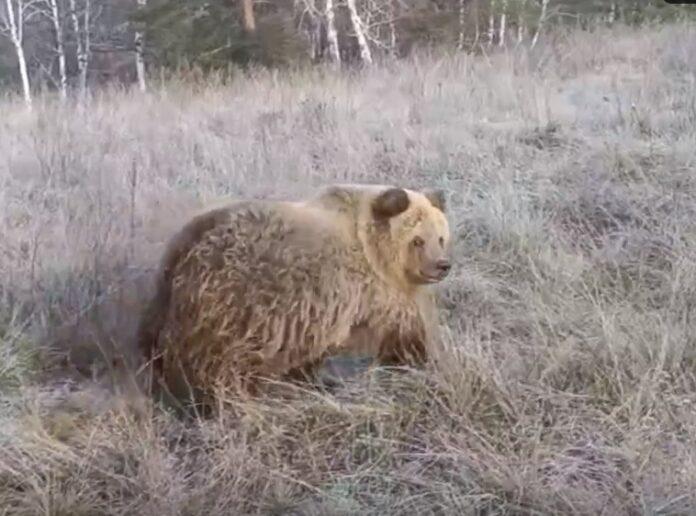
[423,189,446,213]
[372,188,410,220]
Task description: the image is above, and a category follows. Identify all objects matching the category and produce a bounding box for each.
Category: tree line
[0,0,691,108]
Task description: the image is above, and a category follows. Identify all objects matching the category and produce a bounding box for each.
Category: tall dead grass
[1,23,696,515]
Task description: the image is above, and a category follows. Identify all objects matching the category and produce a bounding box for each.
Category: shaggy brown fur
[136,184,451,406]
[135,206,238,383]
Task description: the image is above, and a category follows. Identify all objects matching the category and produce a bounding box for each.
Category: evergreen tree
[130,0,307,72]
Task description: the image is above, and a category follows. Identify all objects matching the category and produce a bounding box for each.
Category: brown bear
[136,184,452,406]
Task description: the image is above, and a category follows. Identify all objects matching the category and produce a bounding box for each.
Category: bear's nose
[436,259,451,274]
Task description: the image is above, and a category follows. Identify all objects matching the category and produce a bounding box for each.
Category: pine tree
[130,0,306,72]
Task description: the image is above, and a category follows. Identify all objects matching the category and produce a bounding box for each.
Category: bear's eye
[438,237,444,247]
[412,236,425,248]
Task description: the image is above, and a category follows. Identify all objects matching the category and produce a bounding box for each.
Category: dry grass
[2,23,696,515]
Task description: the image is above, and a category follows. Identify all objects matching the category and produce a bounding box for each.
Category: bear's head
[366,186,452,289]
[310,183,452,290]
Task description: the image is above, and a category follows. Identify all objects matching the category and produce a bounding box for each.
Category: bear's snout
[420,258,451,283]
[435,259,451,276]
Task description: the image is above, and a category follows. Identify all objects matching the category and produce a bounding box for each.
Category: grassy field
[2,22,696,515]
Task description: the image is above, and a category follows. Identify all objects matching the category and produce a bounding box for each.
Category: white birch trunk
[301,0,321,61]
[387,0,396,55]
[473,0,480,47]
[68,0,89,99]
[309,14,319,60]
[517,0,526,45]
[3,0,32,109]
[531,0,549,49]
[48,0,67,100]
[241,0,255,32]
[304,0,318,60]
[498,0,507,47]
[134,0,146,92]
[325,0,340,67]
[81,0,88,93]
[457,0,465,50]
[346,0,372,65]
[487,0,495,46]
[608,2,616,24]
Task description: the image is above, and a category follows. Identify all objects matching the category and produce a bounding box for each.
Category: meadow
[1,22,696,515]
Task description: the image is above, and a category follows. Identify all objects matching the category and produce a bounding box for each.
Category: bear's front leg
[283,356,327,385]
[376,328,428,367]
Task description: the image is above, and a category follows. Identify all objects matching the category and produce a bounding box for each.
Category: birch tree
[498,0,507,46]
[325,0,340,67]
[0,0,38,109]
[487,0,495,45]
[45,0,67,99]
[517,0,527,45]
[346,0,372,65]
[68,0,89,99]
[473,0,481,47]
[387,0,396,54]
[134,0,146,92]
[241,0,255,33]
[531,0,549,48]
[457,0,466,50]
[346,0,398,59]
[297,0,322,60]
